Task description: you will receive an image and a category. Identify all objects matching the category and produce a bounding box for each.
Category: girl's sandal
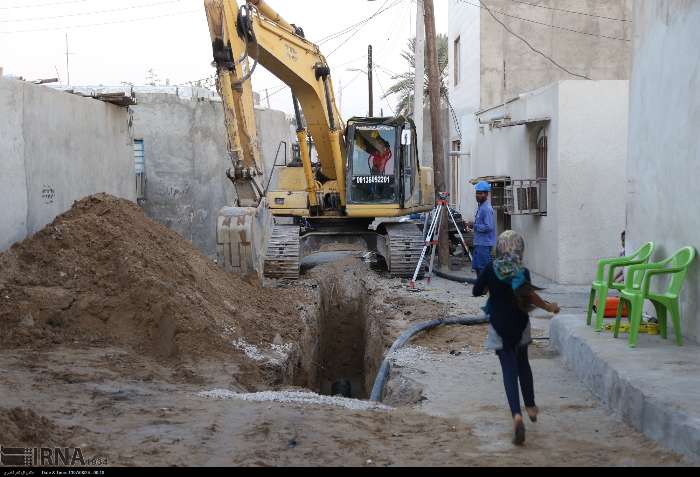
[526,406,538,423]
[512,415,526,446]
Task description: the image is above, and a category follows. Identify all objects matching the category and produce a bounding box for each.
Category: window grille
[134,140,146,201]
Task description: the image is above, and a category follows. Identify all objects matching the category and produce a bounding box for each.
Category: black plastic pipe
[434,269,477,284]
[369,315,488,402]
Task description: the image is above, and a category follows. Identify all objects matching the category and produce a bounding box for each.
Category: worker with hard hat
[473,181,496,277]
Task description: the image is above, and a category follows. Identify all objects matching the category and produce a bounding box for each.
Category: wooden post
[368,45,374,117]
[423,0,449,269]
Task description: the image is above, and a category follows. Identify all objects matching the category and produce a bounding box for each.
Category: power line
[374,69,396,116]
[257,83,289,102]
[330,52,368,71]
[0,8,200,34]
[476,0,592,80]
[245,0,406,112]
[317,0,394,45]
[339,70,365,94]
[326,0,406,57]
[458,0,630,42]
[507,0,631,23]
[177,74,216,88]
[0,0,184,23]
[0,0,91,10]
[375,63,400,78]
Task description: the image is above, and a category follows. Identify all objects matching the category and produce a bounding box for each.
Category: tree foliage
[383,34,449,116]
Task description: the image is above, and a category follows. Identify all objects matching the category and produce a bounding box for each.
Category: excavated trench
[285,264,385,400]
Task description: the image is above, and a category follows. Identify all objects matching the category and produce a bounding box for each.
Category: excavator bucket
[216,201,273,280]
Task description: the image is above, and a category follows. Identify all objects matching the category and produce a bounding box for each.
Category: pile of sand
[0,195,309,377]
[0,408,70,447]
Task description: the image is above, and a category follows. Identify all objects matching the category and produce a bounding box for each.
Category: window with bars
[134,139,146,201]
[536,128,548,179]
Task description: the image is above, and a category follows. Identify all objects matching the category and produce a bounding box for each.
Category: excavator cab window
[347,125,399,204]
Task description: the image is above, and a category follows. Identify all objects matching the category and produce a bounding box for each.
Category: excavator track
[385,223,426,278]
[263,224,301,280]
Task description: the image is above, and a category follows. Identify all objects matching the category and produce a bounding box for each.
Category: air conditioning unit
[505,179,547,216]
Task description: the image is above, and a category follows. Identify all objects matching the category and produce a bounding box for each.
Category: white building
[447,0,632,217]
[472,80,629,284]
[626,0,700,343]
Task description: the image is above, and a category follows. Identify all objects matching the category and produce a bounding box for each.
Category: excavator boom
[205,0,346,206]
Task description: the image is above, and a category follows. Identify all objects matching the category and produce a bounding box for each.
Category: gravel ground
[197,390,392,412]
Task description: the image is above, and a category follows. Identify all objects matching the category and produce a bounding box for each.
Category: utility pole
[423,0,449,269]
[368,44,374,117]
[265,88,271,108]
[414,0,425,154]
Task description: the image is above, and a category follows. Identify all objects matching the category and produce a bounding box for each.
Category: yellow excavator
[205,0,435,279]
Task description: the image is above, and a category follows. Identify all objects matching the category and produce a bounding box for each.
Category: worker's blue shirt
[474,200,496,246]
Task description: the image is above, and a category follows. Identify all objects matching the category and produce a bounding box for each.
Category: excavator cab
[345,117,418,208]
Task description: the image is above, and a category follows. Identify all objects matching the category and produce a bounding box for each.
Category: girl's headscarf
[493,231,527,290]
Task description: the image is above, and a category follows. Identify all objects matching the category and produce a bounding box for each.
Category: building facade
[474,80,629,284]
[626,0,700,343]
[448,0,632,217]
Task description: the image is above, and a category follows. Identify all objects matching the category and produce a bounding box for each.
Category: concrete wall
[130,91,293,258]
[0,78,135,252]
[473,84,560,280]
[473,80,628,284]
[626,0,700,342]
[448,0,631,219]
[479,0,633,108]
[556,80,628,284]
[448,0,480,215]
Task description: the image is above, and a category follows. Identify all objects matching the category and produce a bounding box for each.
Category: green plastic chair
[614,246,696,348]
[586,242,655,331]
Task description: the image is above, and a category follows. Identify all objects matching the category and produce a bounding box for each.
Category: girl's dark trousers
[496,345,536,417]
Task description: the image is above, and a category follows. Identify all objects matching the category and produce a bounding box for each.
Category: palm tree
[383,34,449,116]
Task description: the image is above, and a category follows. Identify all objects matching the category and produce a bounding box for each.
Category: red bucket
[595,296,628,318]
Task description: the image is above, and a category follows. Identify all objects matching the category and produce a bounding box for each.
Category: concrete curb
[550,315,700,463]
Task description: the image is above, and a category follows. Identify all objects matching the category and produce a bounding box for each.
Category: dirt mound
[0,195,309,383]
[0,408,70,447]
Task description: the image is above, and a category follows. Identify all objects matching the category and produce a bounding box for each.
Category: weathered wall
[448,0,481,216]
[626,0,700,342]
[0,78,134,252]
[448,0,632,218]
[556,80,628,284]
[448,0,481,137]
[473,84,559,281]
[473,81,628,284]
[479,0,632,108]
[131,91,293,258]
[0,79,28,251]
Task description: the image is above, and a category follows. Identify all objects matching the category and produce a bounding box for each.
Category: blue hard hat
[475,181,492,192]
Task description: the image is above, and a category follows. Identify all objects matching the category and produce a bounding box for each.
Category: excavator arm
[204,0,346,208]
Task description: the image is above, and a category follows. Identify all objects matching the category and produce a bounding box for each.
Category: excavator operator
[368,135,392,176]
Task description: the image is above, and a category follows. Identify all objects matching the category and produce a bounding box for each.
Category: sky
[0,0,448,118]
